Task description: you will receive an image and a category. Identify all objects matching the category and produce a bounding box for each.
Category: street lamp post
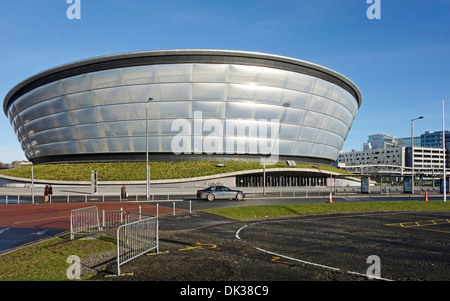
[443,100,446,202]
[411,116,424,195]
[146,97,153,200]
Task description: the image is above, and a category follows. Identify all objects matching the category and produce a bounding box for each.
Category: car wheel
[235,192,244,201]
[206,193,215,201]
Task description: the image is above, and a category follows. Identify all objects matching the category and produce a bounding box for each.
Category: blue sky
[0,0,449,163]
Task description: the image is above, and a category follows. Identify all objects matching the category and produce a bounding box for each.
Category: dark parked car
[196,186,245,201]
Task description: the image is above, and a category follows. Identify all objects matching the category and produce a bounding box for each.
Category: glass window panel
[225,102,255,119]
[313,79,334,98]
[299,127,317,142]
[278,124,301,140]
[102,137,145,152]
[95,103,145,121]
[192,64,229,82]
[318,116,348,138]
[285,72,316,93]
[91,86,132,106]
[282,107,307,124]
[32,81,63,103]
[77,139,103,153]
[192,83,227,100]
[19,97,67,124]
[332,86,359,117]
[17,104,47,125]
[228,65,259,84]
[302,111,325,129]
[122,66,156,85]
[227,84,256,102]
[88,69,123,89]
[155,64,192,83]
[8,104,18,123]
[281,90,311,110]
[278,140,296,155]
[12,94,30,113]
[127,84,158,102]
[151,119,190,135]
[29,127,75,146]
[254,105,283,120]
[98,120,144,137]
[309,144,338,161]
[193,101,225,119]
[12,116,22,135]
[151,136,174,152]
[34,141,78,156]
[309,95,330,114]
[158,83,191,101]
[70,108,97,124]
[24,112,71,133]
[254,86,284,105]
[148,101,192,119]
[256,68,287,88]
[309,95,354,126]
[293,141,315,156]
[224,119,260,139]
[61,74,90,94]
[65,91,94,109]
[74,124,99,139]
[14,81,63,113]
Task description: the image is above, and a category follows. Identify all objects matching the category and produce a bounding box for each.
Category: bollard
[173,202,175,215]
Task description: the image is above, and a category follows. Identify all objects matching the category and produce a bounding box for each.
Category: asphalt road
[92,206,450,283]
[2,192,449,290]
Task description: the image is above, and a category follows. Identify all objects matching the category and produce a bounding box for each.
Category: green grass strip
[0,234,116,281]
[203,200,450,221]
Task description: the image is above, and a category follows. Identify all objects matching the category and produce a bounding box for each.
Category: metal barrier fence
[70,206,126,239]
[70,206,101,239]
[70,206,158,275]
[117,213,158,275]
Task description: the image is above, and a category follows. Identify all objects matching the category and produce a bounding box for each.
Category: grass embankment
[0,234,116,281]
[0,161,349,181]
[1,200,448,280]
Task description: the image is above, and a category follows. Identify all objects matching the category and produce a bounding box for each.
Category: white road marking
[235,225,248,239]
[254,246,394,281]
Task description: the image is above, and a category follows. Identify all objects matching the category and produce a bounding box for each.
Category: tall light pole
[443,100,446,202]
[146,97,153,200]
[411,116,424,194]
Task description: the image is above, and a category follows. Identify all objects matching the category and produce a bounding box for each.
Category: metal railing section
[116,213,159,275]
[70,207,158,276]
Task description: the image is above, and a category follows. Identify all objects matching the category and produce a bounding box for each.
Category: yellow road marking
[385,219,450,234]
[178,242,217,251]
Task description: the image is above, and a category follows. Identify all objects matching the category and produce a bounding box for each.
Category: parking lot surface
[94,210,450,282]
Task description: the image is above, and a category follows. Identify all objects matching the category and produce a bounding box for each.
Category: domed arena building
[3,49,361,169]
